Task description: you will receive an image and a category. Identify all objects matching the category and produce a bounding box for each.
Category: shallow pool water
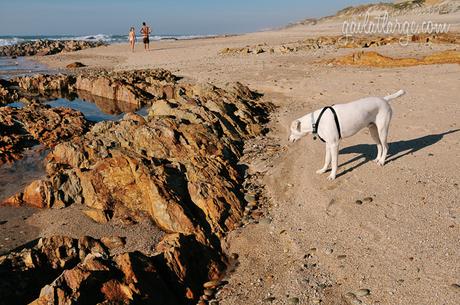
[0,57,49,79]
[0,145,48,202]
[7,97,149,122]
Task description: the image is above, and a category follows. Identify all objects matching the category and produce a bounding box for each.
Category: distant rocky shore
[220,33,460,55]
[0,68,273,305]
[0,39,106,57]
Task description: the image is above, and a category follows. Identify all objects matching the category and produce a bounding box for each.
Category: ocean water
[0,33,216,47]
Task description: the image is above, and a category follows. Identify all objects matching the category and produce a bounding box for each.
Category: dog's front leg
[327,143,339,181]
[316,144,331,174]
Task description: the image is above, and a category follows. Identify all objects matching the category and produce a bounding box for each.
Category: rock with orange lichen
[327,50,460,67]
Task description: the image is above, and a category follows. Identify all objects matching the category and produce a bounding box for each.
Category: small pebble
[363,197,373,203]
[204,289,214,297]
[355,289,370,297]
[259,218,272,225]
[337,254,347,260]
[325,248,333,255]
[244,194,256,203]
[345,292,356,298]
[203,280,222,289]
[263,296,276,302]
[355,200,363,205]
[288,297,299,305]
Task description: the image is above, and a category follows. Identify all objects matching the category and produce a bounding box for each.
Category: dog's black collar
[312,106,342,142]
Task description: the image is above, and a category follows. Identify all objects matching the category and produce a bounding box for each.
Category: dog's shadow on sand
[336,129,459,178]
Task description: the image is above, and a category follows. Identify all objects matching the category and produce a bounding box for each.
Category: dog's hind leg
[376,112,392,166]
[316,144,331,174]
[369,124,382,162]
[327,144,339,180]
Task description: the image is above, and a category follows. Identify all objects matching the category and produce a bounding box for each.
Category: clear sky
[0,0,387,36]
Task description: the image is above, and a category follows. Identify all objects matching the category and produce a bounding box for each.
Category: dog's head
[288,119,308,143]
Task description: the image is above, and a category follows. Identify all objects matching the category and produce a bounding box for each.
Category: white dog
[288,90,405,180]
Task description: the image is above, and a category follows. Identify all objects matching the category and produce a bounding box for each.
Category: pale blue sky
[0,0,387,35]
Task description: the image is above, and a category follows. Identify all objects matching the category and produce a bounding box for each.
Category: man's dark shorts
[143,37,149,44]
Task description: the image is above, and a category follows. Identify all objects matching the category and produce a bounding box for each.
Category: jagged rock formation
[74,69,178,107]
[0,69,273,304]
[327,49,460,67]
[220,33,460,56]
[0,103,89,166]
[0,235,222,305]
[0,39,106,57]
[1,68,178,108]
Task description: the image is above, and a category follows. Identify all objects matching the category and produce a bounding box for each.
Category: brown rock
[22,179,53,208]
[66,62,86,68]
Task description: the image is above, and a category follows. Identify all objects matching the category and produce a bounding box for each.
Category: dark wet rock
[0,40,106,57]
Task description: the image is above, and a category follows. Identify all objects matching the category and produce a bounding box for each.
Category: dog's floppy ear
[295,120,301,132]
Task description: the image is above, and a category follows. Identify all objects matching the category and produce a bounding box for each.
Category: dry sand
[31,15,460,305]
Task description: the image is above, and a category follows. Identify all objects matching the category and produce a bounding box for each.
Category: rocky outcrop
[0,79,19,106]
[1,77,273,304]
[12,73,75,94]
[5,82,270,230]
[327,49,460,67]
[0,235,221,305]
[0,40,106,57]
[1,69,178,109]
[74,69,178,106]
[220,33,460,55]
[0,103,89,166]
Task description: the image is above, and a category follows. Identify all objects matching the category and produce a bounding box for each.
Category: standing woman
[129,27,136,52]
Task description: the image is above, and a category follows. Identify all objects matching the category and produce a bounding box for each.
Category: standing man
[140,22,151,50]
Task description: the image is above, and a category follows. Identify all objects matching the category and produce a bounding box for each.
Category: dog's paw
[377,160,385,166]
[373,158,380,163]
[316,169,327,174]
[327,175,336,181]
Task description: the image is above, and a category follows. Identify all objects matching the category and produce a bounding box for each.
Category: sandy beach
[1,3,459,305]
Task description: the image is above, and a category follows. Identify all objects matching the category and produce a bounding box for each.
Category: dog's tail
[383,89,406,102]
